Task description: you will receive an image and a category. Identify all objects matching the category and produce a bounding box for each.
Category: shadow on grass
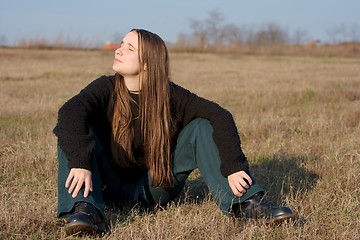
[250,154,319,204]
[179,154,319,205]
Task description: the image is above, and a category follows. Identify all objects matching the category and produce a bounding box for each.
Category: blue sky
[1,0,359,46]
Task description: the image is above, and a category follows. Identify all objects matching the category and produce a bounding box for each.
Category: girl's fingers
[84,178,92,197]
[243,174,253,186]
[72,179,83,198]
[68,177,77,194]
[65,172,74,188]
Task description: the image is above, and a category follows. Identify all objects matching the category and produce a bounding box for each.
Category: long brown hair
[109,29,173,188]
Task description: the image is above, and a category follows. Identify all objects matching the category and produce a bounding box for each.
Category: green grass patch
[0,113,46,140]
[301,88,316,101]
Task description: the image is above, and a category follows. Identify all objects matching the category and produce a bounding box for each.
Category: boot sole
[64,220,105,236]
[237,213,296,224]
[265,213,295,224]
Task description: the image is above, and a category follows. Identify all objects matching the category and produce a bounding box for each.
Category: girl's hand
[227,171,253,197]
[65,168,93,198]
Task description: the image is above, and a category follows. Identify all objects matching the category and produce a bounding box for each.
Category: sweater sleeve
[170,82,249,176]
[53,75,114,170]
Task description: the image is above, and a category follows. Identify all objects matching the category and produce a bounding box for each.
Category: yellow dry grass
[0,48,359,239]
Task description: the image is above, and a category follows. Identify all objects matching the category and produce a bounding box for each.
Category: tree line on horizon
[172,10,359,50]
[1,10,359,55]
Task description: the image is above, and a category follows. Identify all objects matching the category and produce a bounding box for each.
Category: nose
[115,47,122,56]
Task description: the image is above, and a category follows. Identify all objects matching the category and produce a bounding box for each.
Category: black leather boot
[233,192,295,222]
[64,202,105,236]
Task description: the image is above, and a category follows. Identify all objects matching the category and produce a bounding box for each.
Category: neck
[124,75,141,92]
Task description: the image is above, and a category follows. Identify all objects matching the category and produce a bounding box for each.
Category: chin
[112,65,119,73]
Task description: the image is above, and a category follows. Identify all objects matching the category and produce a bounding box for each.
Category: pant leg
[57,136,140,218]
[57,145,105,217]
[142,118,263,213]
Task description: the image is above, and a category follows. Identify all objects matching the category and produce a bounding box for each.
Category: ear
[143,64,147,71]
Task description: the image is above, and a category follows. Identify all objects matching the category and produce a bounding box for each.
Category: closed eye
[119,41,135,52]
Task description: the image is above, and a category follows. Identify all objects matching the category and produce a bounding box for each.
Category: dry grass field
[0,48,359,239]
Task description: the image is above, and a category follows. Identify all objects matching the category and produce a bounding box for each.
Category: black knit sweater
[53,75,249,179]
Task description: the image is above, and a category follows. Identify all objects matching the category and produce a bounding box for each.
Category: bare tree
[221,24,242,46]
[254,23,288,46]
[205,9,225,44]
[292,29,308,45]
[189,9,225,49]
[190,18,208,50]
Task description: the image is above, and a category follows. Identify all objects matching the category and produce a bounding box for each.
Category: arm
[53,75,115,170]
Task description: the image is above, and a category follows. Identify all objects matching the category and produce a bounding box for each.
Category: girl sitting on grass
[54,28,294,236]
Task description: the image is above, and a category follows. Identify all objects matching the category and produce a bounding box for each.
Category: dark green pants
[58,119,263,217]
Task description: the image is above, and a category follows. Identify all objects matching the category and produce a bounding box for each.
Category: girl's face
[112,31,141,77]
